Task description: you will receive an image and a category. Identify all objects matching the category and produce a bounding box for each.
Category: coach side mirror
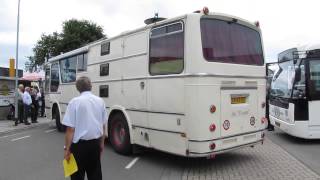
[294,68,301,82]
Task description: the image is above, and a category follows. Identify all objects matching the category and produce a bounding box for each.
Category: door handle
[140,82,145,90]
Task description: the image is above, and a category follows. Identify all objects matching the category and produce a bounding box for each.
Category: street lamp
[14,0,21,120]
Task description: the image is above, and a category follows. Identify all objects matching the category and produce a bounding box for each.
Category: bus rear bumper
[270,116,320,139]
[187,130,264,157]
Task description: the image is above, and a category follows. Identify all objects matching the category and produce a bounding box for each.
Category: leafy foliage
[25,19,105,72]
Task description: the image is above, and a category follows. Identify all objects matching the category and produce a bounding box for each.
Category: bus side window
[99,85,109,97]
[77,53,87,72]
[101,42,110,56]
[149,22,184,75]
[60,56,77,83]
[50,63,60,92]
[100,63,109,76]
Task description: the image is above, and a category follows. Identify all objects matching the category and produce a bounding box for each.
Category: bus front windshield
[271,61,296,98]
[271,60,306,99]
[200,18,264,65]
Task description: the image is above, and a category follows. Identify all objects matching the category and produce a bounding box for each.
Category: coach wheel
[109,113,132,155]
[54,107,66,132]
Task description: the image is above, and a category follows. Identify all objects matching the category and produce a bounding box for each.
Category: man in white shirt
[22,87,32,125]
[62,76,107,180]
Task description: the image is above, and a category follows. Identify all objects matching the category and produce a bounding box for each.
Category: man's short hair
[18,84,24,89]
[76,76,92,93]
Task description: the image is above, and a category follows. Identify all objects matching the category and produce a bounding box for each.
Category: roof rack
[278,48,320,63]
[278,48,305,63]
[306,49,320,58]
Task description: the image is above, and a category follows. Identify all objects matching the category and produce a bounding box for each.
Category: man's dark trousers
[23,104,30,123]
[17,100,24,123]
[71,138,102,180]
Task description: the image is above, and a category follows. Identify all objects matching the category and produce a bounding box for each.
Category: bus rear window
[200,19,263,65]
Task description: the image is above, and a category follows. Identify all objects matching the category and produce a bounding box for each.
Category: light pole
[14,0,21,120]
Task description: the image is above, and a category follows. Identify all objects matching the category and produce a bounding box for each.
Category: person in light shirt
[14,84,24,126]
[62,76,107,180]
[22,87,32,125]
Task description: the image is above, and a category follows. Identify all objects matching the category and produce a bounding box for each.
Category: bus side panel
[147,78,186,154]
[122,31,149,147]
[184,77,221,141]
[148,130,187,156]
[89,38,123,65]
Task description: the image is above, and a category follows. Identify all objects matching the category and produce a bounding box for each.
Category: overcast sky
[1,0,320,69]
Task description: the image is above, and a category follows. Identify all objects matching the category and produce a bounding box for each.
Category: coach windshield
[200,18,263,65]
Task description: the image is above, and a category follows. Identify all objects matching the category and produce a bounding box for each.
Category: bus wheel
[54,107,65,132]
[109,113,132,155]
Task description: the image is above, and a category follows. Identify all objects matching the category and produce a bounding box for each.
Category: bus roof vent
[144,13,166,25]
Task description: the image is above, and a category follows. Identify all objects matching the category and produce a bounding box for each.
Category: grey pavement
[0,117,52,135]
[0,123,320,180]
[267,128,320,175]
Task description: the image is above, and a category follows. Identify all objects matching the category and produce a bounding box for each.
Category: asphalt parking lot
[0,123,319,180]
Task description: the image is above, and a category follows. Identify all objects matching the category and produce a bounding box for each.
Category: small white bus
[45,8,267,157]
[269,44,320,139]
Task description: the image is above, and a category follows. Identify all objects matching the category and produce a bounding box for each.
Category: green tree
[60,19,105,52]
[25,19,105,72]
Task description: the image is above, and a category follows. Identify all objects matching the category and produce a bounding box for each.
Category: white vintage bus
[269,44,320,139]
[45,8,267,157]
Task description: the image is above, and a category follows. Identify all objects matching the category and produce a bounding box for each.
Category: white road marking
[11,135,31,142]
[45,129,56,133]
[125,157,140,169]
[0,132,26,139]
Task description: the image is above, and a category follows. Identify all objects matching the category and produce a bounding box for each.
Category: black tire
[109,113,132,155]
[54,107,66,132]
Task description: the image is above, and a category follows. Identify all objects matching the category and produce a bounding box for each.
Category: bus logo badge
[223,120,230,130]
[250,116,255,126]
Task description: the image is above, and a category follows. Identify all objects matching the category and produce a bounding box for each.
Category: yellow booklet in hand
[63,153,78,178]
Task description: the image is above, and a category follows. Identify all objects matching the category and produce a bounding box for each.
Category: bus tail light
[210,105,216,113]
[209,124,216,132]
[261,102,266,108]
[209,143,216,150]
[261,117,267,124]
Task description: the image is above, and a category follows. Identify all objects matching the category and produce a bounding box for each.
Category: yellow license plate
[231,96,246,104]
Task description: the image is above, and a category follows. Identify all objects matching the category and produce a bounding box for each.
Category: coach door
[122,32,149,146]
[308,59,320,126]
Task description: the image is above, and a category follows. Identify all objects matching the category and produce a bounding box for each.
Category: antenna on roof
[144,13,166,25]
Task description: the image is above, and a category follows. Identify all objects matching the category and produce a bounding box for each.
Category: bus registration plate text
[231,96,246,104]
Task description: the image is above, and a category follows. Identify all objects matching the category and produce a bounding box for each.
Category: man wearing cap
[63,76,107,180]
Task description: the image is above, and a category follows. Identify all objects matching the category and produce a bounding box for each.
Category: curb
[0,121,55,137]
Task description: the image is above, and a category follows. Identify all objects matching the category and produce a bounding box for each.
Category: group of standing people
[15,84,45,126]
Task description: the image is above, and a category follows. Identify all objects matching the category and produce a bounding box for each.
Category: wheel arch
[107,105,133,144]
